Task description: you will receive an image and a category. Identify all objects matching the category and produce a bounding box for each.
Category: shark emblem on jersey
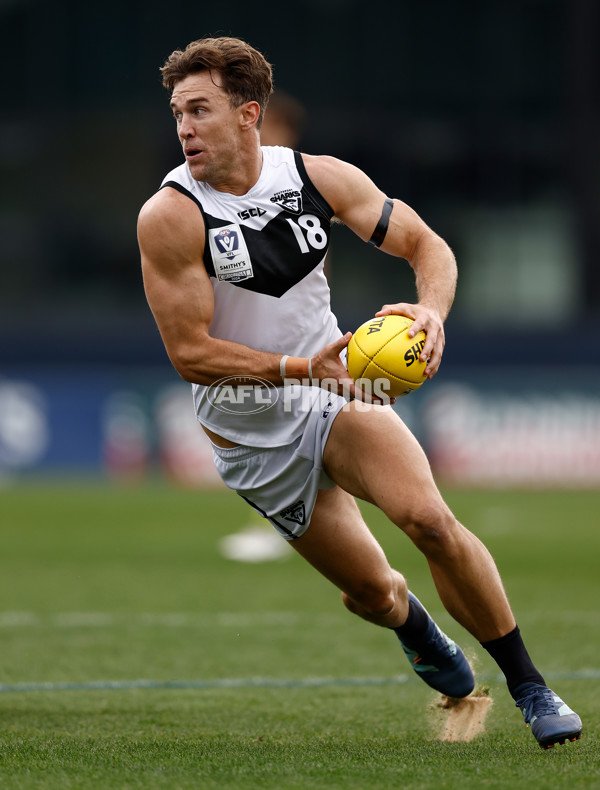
[208,224,255,282]
[270,188,303,215]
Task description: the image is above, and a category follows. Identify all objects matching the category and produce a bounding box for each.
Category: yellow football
[347,314,428,397]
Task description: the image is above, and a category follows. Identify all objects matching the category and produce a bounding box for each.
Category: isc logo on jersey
[208,224,255,283]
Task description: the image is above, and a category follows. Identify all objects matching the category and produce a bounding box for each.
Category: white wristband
[307,358,313,384]
[280,354,289,381]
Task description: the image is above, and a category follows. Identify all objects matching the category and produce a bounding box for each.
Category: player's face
[170,71,244,188]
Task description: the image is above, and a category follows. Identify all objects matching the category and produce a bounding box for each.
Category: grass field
[0,481,598,789]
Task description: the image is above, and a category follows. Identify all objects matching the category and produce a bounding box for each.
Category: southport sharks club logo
[270,188,303,215]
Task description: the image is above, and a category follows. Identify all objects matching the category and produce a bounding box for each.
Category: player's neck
[208,145,264,197]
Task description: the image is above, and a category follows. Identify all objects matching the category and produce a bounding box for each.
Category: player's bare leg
[318,400,582,747]
[322,401,515,642]
[292,485,410,627]
[292,484,475,697]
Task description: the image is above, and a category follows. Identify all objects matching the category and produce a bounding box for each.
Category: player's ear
[239,101,261,131]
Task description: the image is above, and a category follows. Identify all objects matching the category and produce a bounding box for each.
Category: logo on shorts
[207,376,279,415]
[322,400,334,419]
[280,500,306,526]
[270,189,303,215]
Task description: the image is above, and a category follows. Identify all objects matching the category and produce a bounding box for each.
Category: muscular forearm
[376,228,457,378]
[169,335,309,386]
[411,232,457,322]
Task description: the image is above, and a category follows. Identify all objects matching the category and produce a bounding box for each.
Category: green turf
[0,481,598,789]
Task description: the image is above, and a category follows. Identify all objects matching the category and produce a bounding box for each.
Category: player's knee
[395,500,460,557]
[341,576,399,618]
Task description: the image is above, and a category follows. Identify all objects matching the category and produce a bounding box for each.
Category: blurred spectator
[260,90,307,149]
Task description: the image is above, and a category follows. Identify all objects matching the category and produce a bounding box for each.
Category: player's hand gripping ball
[347,314,428,398]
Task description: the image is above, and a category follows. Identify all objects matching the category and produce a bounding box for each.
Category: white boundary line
[0,611,344,628]
[1,610,598,628]
[0,670,598,694]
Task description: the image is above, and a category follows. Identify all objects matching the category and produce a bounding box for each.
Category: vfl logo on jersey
[270,188,303,215]
[215,228,239,257]
[208,223,254,283]
[280,500,306,526]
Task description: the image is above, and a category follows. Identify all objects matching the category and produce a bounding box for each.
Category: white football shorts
[211,390,347,539]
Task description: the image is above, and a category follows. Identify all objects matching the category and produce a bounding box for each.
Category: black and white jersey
[160,146,343,447]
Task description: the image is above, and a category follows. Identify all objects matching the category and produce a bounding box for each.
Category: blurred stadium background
[1,0,599,489]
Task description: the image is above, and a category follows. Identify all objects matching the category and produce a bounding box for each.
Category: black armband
[368,197,394,247]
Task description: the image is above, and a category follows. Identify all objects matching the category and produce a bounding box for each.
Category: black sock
[393,596,430,646]
[480,625,545,699]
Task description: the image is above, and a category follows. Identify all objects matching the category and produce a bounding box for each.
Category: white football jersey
[160,146,343,447]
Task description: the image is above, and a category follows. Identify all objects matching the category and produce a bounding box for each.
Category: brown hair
[160,37,273,125]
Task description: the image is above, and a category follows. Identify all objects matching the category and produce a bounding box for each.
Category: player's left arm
[302,154,457,378]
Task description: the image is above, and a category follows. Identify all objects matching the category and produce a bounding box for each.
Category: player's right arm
[138,187,287,385]
[138,187,361,395]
